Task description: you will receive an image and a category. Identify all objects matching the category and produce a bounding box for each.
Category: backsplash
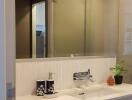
[16,57,116,96]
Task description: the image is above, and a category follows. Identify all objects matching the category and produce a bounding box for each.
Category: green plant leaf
[110,60,127,76]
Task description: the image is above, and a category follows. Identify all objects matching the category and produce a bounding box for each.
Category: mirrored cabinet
[16,0,119,59]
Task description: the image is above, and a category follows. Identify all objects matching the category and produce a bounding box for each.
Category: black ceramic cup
[36,80,46,96]
[46,80,54,94]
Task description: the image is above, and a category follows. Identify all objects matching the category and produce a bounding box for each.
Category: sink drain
[78,93,85,95]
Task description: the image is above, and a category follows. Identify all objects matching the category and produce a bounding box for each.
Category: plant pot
[114,75,123,85]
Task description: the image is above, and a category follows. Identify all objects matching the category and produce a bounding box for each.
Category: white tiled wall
[16,57,116,96]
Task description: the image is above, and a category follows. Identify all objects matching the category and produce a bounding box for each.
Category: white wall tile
[16,57,116,96]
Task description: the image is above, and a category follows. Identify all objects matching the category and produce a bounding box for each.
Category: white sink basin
[42,85,123,100]
[66,85,123,99]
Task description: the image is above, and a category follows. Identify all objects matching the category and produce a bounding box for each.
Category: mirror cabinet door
[85,0,118,56]
[16,0,118,58]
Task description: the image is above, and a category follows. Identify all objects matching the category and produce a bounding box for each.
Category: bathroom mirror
[16,0,119,59]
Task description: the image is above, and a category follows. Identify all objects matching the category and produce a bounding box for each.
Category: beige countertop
[16,84,132,100]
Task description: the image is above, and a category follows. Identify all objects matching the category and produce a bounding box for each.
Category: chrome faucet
[73,69,94,82]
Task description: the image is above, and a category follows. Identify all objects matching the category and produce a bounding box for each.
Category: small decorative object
[36,80,46,96]
[107,75,115,86]
[110,60,127,85]
[46,80,54,94]
[45,72,55,94]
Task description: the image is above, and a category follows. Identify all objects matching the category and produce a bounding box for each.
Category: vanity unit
[16,84,132,100]
[15,0,132,100]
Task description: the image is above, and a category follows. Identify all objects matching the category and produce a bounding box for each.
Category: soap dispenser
[46,72,55,94]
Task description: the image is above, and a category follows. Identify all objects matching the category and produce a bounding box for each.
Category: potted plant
[110,60,127,85]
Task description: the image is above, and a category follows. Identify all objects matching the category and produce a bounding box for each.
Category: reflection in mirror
[32,1,47,58]
[16,0,118,59]
[85,0,118,56]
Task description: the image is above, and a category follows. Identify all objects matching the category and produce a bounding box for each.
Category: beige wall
[118,0,132,83]
[103,0,118,56]
[16,57,116,96]
[53,0,85,57]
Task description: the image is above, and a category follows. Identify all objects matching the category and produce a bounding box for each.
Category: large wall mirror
[16,0,119,59]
